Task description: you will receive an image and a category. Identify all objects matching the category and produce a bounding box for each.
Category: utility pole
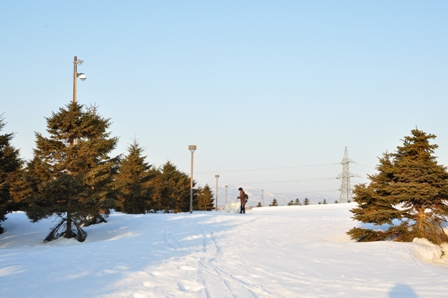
[215,175,219,211]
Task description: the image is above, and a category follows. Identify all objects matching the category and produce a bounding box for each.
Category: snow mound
[411,238,443,261]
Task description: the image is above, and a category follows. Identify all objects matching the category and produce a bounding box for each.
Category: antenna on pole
[337,147,359,203]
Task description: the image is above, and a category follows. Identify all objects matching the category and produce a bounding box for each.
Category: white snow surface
[1,203,448,298]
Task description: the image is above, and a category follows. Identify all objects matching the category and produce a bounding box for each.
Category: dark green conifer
[150,161,193,212]
[269,198,278,206]
[115,140,153,214]
[303,198,310,205]
[348,129,448,245]
[0,116,23,233]
[15,102,119,242]
[196,184,214,211]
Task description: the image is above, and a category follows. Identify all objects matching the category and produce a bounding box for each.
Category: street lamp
[73,56,86,104]
[215,174,219,211]
[225,185,228,205]
[189,145,197,213]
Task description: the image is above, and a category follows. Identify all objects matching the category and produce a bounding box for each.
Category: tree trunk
[65,197,73,239]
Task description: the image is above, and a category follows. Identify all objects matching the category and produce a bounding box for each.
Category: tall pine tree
[150,161,193,212]
[348,129,448,245]
[0,116,23,233]
[196,184,214,211]
[14,102,119,242]
[115,140,153,214]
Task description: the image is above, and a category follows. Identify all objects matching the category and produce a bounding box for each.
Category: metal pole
[73,56,77,103]
[190,151,194,213]
[225,185,228,205]
[189,145,196,213]
[215,175,219,211]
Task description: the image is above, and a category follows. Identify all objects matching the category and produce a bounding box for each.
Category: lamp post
[189,145,197,213]
[73,56,86,104]
[225,185,228,205]
[215,174,219,211]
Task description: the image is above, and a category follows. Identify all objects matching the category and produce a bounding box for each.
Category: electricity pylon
[337,147,359,203]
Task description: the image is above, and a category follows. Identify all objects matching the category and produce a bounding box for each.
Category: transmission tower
[337,147,359,203]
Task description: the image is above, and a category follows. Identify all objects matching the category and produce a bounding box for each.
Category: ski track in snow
[1,204,448,297]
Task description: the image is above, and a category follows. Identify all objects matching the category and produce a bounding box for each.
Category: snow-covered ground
[1,203,448,298]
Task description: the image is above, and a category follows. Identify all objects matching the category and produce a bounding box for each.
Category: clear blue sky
[1,1,447,201]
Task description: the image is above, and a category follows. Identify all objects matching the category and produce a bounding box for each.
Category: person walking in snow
[237,187,247,214]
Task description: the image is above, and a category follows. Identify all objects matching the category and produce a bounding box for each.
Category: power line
[196,163,340,174]
[235,177,338,185]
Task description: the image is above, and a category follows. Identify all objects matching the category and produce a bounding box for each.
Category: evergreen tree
[323,199,327,204]
[347,129,448,245]
[0,116,23,233]
[114,141,153,214]
[287,200,294,206]
[13,102,119,242]
[196,184,214,211]
[295,198,302,206]
[256,202,262,207]
[303,198,310,205]
[150,161,193,212]
[269,198,278,206]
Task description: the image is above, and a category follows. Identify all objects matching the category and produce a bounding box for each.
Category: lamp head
[78,73,87,81]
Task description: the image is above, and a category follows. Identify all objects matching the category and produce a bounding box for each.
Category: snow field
[1,203,448,297]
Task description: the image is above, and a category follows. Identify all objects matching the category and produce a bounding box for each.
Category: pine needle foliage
[196,184,214,211]
[347,129,448,245]
[0,116,23,233]
[114,140,153,214]
[13,102,119,242]
[149,161,193,212]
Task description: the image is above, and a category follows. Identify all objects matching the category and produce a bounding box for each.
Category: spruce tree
[295,198,302,206]
[150,161,193,212]
[347,129,448,245]
[0,116,23,233]
[256,202,262,207]
[303,198,310,205]
[196,184,214,211]
[287,200,294,206]
[14,102,119,242]
[114,140,153,214]
[269,198,278,206]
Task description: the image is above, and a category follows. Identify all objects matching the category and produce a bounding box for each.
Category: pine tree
[150,161,193,212]
[13,102,119,242]
[295,198,302,206]
[256,202,262,207]
[303,198,310,205]
[114,140,153,214]
[269,198,278,206]
[0,116,23,233]
[196,184,214,211]
[287,200,294,206]
[347,129,448,245]
[323,199,327,204]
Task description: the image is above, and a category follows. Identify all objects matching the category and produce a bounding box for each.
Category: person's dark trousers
[240,204,246,214]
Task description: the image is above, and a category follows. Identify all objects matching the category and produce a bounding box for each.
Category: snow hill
[1,203,448,297]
